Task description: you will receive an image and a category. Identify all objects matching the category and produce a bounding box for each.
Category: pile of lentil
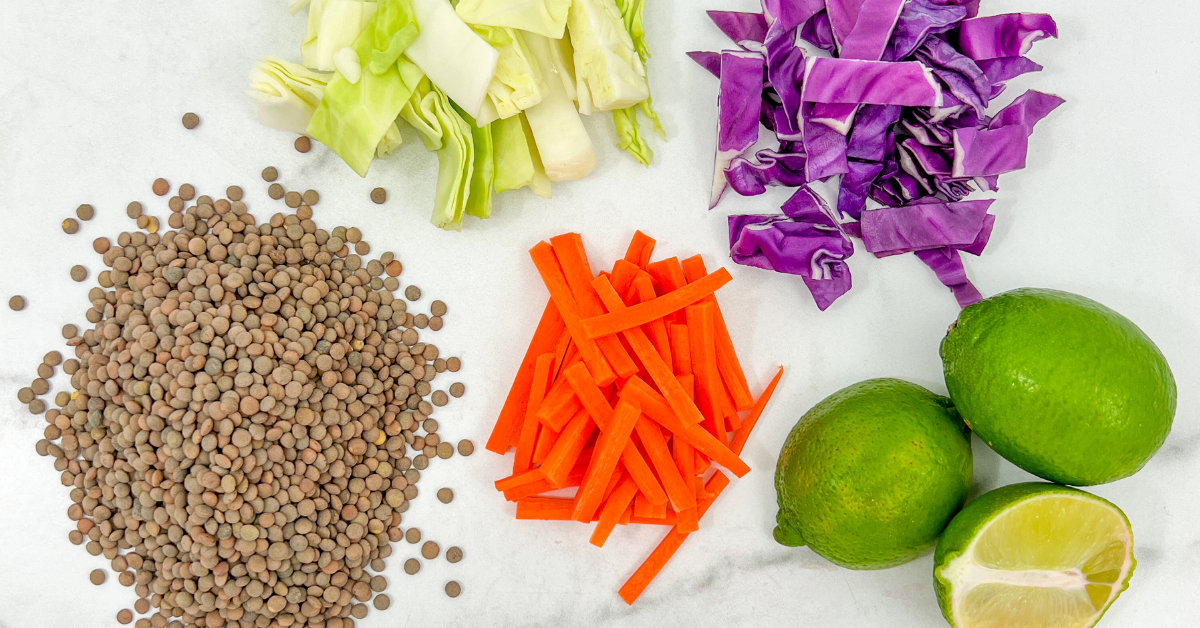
[33,180,469,628]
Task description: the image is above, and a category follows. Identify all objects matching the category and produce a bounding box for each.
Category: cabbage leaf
[454,0,571,39]
[404,0,499,119]
[568,0,650,114]
[471,25,549,120]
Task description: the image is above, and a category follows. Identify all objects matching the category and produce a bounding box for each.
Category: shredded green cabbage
[522,33,597,182]
[248,57,332,135]
[491,115,534,193]
[312,1,379,71]
[401,79,476,230]
[568,0,649,114]
[404,0,499,119]
[458,107,496,219]
[471,26,549,120]
[453,0,571,39]
[610,0,663,164]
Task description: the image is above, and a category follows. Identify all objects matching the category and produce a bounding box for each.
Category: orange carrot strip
[633,276,672,368]
[609,260,642,297]
[580,269,733,340]
[672,425,698,533]
[668,324,691,376]
[591,475,639,547]
[516,497,601,521]
[628,512,678,526]
[563,362,615,428]
[539,410,595,488]
[514,354,555,474]
[646,258,689,324]
[686,303,725,443]
[619,502,633,525]
[530,241,616,386]
[618,472,732,604]
[593,276,707,427]
[495,468,544,493]
[532,421,559,465]
[623,376,750,477]
[623,231,657,269]
[634,419,695,511]
[678,374,695,400]
[535,376,581,431]
[551,330,574,378]
[620,439,669,506]
[488,300,566,454]
[648,500,668,519]
[681,255,754,410]
[551,234,640,379]
[573,397,641,522]
[731,366,785,455]
[504,478,554,502]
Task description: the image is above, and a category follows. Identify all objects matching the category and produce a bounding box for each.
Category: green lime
[941,288,1175,486]
[774,378,973,569]
[934,483,1135,628]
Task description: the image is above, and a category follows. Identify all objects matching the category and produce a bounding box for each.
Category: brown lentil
[421,541,440,560]
[355,241,370,255]
[28,399,46,414]
[151,178,169,196]
[445,581,461,598]
[117,609,133,624]
[373,594,390,611]
[404,558,420,575]
[8,295,24,311]
[134,599,150,614]
[178,183,195,201]
[405,285,421,301]
[31,378,49,395]
[92,237,110,254]
[62,218,80,234]
[262,166,278,182]
[226,185,243,201]
[437,442,454,459]
[437,488,455,504]
[61,324,77,339]
[406,528,421,544]
[267,183,285,199]
[447,357,462,372]
[126,202,143,219]
[70,265,88,282]
[284,191,302,207]
[90,569,106,585]
[370,187,387,204]
[181,112,200,129]
[17,388,34,404]
[302,190,319,205]
[457,440,474,456]
[295,135,312,152]
[76,204,95,221]
[431,390,449,406]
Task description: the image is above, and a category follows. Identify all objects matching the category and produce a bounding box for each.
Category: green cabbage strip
[491,115,535,192]
[248,57,331,135]
[456,106,496,219]
[567,0,649,114]
[400,79,476,230]
[307,0,423,176]
[454,0,571,39]
[471,25,549,120]
[520,112,553,198]
[611,0,664,165]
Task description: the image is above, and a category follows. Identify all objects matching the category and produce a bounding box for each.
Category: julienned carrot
[646,257,689,325]
[539,410,595,487]
[633,419,695,511]
[668,324,691,376]
[591,475,639,547]
[506,449,591,501]
[686,303,725,443]
[609,260,642,297]
[730,366,785,456]
[619,437,669,506]
[618,472,732,604]
[580,268,733,340]
[563,362,615,428]
[532,422,559,465]
[634,276,673,368]
[623,231,656,269]
[623,376,750,477]
[495,468,544,492]
[516,497,602,522]
[551,234,639,379]
[628,512,678,526]
[488,300,566,454]
[535,376,581,431]
[593,276,707,428]
[619,502,633,526]
[530,242,617,386]
[681,255,754,411]
[573,397,641,522]
[672,428,698,533]
[514,354,555,474]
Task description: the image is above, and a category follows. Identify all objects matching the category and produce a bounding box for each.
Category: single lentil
[181,112,200,129]
[262,166,278,182]
[62,218,80,234]
[9,295,25,311]
[457,440,474,456]
[446,546,463,563]
[151,178,169,196]
[370,187,387,204]
[295,136,312,152]
[422,541,440,559]
[404,558,420,575]
[445,581,461,598]
[437,488,454,504]
[70,265,88,282]
[76,204,95,221]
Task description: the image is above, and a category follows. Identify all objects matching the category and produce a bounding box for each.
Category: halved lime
[934,483,1135,628]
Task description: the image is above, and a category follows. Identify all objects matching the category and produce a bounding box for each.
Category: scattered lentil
[62,218,79,234]
[226,185,243,201]
[373,594,390,611]
[437,488,454,504]
[295,135,312,152]
[17,388,34,404]
[431,300,447,316]
[117,609,133,625]
[406,528,422,544]
[70,265,88,282]
[446,546,463,563]
[181,112,200,129]
[28,399,46,414]
[450,382,466,398]
[43,349,62,365]
[267,183,285,199]
[126,202,143,219]
[457,440,474,456]
[431,390,449,406]
[76,204,95,221]
[9,295,25,311]
[90,569,106,585]
[429,315,444,330]
[178,183,195,201]
[445,581,461,598]
[92,237,110,254]
[405,285,421,301]
[422,541,440,559]
[404,558,420,575]
[31,378,49,395]
[151,178,169,196]
[61,324,77,339]
[134,599,150,614]
[437,442,454,459]
[262,166,278,182]
[284,191,302,207]
[370,187,387,204]
[386,260,402,277]
[447,357,462,372]
[355,241,370,255]
[302,190,319,205]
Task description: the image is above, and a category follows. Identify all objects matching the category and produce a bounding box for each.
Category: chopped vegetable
[247,57,331,135]
[568,0,650,114]
[488,230,783,603]
[454,0,571,38]
[404,0,499,119]
[522,33,599,181]
[472,25,549,120]
[693,0,1061,308]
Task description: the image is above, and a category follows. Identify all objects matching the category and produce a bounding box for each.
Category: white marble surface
[0,1,1197,626]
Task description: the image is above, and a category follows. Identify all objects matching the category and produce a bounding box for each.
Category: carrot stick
[629,512,678,526]
[550,234,639,379]
[618,472,732,604]
[591,475,639,547]
[551,330,573,378]
[495,468,544,493]
[530,241,617,386]
[580,269,733,340]
[681,255,754,410]
[514,354,555,474]
[634,419,695,511]
[686,303,725,443]
[668,324,691,376]
[730,366,784,456]
[539,409,595,488]
[623,376,750,477]
[633,276,672,368]
[620,439,669,506]
[672,426,698,533]
[592,276,707,428]
[646,258,689,325]
[633,492,655,519]
[488,300,566,454]
[573,397,641,522]
[532,421,559,465]
[535,376,582,431]
[563,362,614,429]
[516,497,601,521]
[609,260,642,297]
[619,502,633,525]
[623,231,656,270]
[678,374,695,400]
[504,478,554,502]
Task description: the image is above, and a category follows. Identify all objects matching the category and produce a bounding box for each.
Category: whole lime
[941,288,1175,486]
[934,483,1135,628]
[774,378,973,570]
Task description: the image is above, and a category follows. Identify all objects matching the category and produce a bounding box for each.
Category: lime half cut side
[934,483,1135,628]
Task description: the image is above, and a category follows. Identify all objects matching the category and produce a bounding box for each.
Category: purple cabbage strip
[728,212,855,310]
[781,185,834,222]
[687,51,723,78]
[837,160,885,223]
[801,104,850,181]
[846,104,902,161]
[800,11,837,52]
[951,125,1028,177]
[988,89,1065,133]
[707,10,770,48]
[883,0,967,62]
[802,58,941,106]
[838,0,907,59]
[725,147,808,196]
[902,138,952,175]
[957,13,1058,60]
[712,51,766,208]
[915,248,983,307]
[760,0,824,31]
[916,38,992,112]
[976,56,1043,96]
[765,21,807,140]
[860,199,993,256]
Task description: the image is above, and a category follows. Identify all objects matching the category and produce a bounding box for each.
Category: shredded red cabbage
[695,0,1061,310]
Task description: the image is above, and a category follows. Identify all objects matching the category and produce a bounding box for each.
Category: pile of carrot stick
[486,231,784,604]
